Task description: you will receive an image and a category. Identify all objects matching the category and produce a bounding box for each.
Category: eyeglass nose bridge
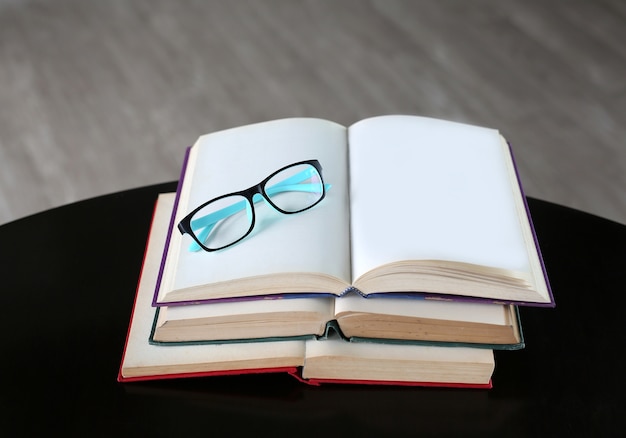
[229,187,281,245]
[240,184,273,212]
[242,181,290,216]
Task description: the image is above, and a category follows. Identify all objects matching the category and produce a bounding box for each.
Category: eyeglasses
[178,159,329,252]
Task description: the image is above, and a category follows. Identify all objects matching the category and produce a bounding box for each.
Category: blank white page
[162,296,335,321]
[347,115,530,281]
[169,118,352,292]
[334,293,509,325]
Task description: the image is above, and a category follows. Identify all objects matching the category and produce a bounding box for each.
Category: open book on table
[150,194,523,349]
[153,115,553,307]
[118,195,495,388]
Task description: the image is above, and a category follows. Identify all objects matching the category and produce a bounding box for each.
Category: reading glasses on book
[178,159,330,252]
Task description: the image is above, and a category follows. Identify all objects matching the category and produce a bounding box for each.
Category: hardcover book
[150,194,524,350]
[153,115,553,307]
[118,194,496,388]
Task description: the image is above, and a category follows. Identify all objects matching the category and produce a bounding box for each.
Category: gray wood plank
[0,0,624,225]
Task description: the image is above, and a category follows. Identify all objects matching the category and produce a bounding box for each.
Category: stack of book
[118,115,554,388]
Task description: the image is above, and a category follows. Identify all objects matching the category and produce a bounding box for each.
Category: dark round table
[1,182,625,436]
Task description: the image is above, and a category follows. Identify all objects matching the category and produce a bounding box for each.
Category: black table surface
[2,182,625,436]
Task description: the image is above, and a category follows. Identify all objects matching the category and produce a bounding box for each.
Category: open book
[151,194,523,349]
[154,115,553,307]
[118,195,495,388]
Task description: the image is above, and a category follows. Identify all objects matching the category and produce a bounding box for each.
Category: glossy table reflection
[1,182,625,436]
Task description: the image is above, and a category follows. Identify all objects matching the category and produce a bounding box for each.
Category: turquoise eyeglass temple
[187,167,331,252]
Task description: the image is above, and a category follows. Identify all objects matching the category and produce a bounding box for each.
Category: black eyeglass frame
[177,159,327,252]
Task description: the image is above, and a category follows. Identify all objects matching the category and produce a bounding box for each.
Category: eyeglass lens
[264,163,324,213]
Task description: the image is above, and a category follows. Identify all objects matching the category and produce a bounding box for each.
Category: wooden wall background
[1,0,624,225]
